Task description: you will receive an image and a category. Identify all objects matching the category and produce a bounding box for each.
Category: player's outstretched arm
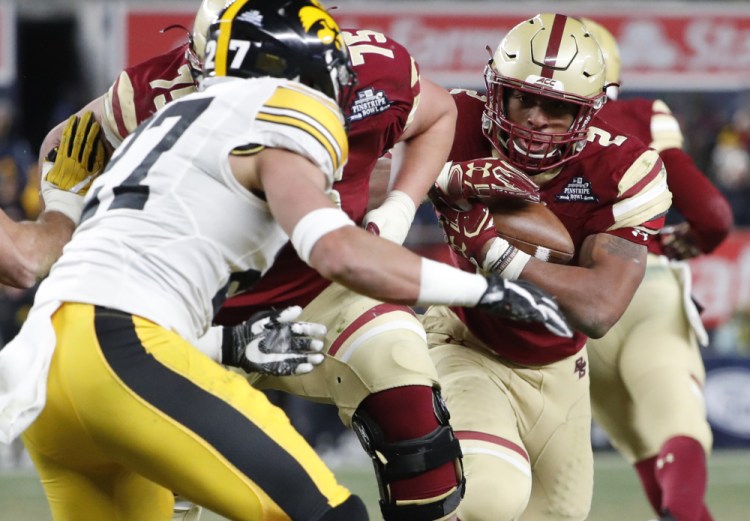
[249,148,572,337]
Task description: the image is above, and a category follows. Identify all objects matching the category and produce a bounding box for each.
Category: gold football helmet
[189,0,228,68]
[580,17,621,99]
[483,13,607,173]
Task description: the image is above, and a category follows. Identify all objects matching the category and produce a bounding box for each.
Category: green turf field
[2,449,748,520]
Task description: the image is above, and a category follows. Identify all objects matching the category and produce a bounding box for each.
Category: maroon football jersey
[598,98,732,255]
[445,90,670,365]
[103,43,196,144]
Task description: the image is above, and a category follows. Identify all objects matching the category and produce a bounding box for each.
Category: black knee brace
[351,388,465,521]
[318,494,369,521]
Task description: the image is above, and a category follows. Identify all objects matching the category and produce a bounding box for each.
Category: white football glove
[222,306,326,376]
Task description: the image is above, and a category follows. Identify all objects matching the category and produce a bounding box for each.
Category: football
[488,199,575,264]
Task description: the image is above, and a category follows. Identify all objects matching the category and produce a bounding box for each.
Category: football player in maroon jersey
[423,13,673,520]
[32,3,570,520]
[581,18,733,521]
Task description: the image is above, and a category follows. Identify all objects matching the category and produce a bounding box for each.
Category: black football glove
[222,306,326,376]
[477,274,572,338]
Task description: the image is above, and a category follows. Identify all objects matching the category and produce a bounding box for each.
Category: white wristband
[41,180,85,224]
[291,208,355,264]
[363,190,416,244]
[482,237,531,280]
[416,257,488,307]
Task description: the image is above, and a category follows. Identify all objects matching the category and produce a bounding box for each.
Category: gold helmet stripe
[541,14,569,78]
[214,0,251,77]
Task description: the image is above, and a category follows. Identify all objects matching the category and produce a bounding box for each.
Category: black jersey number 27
[81,97,213,221]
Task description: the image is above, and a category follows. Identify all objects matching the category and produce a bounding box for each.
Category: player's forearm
[310,227,421,303]
[661,147,733,252]
[391,84,456,204]
[8,211,75,285]
[309,226,488,307]
[520,235,645,338]
[0,220,37,288]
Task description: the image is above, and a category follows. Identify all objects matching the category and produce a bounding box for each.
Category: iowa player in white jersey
[0,1,570,520]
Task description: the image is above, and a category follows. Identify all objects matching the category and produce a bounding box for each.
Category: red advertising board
[690,230,750,329]
[125,9,195,68]
[123,2,750,90]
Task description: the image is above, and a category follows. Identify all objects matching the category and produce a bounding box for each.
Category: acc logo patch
[348,87,391,122]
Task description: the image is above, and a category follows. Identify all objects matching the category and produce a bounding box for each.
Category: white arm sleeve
[290,208,355,264]
[416,258,488,306]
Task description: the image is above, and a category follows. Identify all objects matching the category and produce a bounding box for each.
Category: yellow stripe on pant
[22,302,351,521]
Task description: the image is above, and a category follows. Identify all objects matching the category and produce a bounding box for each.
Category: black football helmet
[202,0,356,111]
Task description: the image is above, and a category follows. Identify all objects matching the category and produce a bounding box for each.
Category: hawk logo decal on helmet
[299,2,342,48]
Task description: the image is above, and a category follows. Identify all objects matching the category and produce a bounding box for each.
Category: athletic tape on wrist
[416,257,488,306]
[291,208,355,264]
[434,161,454,192]
[482,238,531,280]
[366,190,416,244]
[41,181,84,224]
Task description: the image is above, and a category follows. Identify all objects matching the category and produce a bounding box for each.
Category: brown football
[488,199,574,264]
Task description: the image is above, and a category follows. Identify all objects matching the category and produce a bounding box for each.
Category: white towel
[669,260,709,348]
[0,300,60,444]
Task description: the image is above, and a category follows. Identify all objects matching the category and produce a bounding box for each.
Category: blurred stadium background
[0,0,749,519]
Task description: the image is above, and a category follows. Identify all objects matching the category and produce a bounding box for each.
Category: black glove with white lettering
[477,274,572,338]
[222,306,326,376]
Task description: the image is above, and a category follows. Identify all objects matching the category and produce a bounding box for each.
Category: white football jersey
[35,77,348,344]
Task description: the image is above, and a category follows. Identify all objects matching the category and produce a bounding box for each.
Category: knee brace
[352,389,465,521]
